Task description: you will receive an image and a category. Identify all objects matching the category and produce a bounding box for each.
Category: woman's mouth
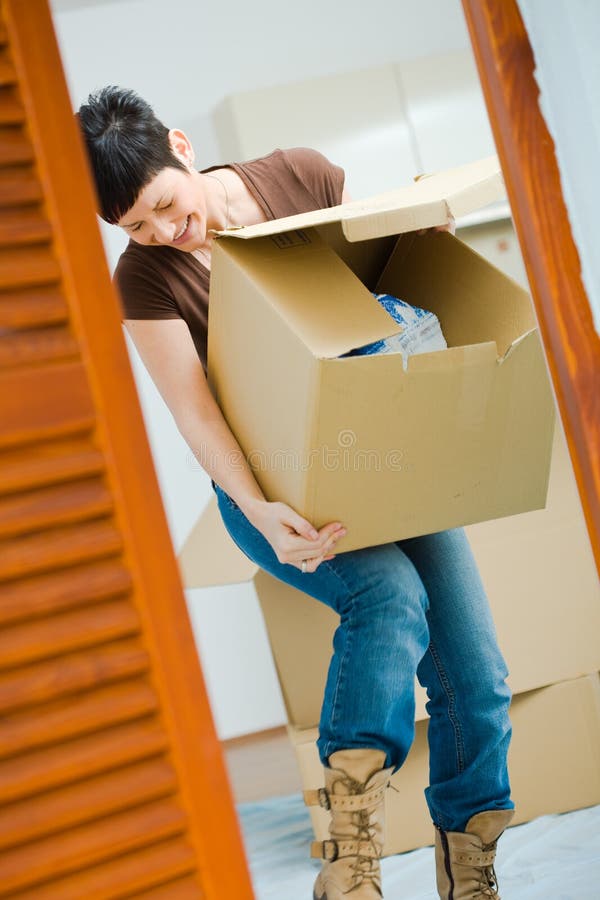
[172,215,191,244]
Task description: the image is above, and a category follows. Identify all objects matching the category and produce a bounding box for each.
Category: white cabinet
[397,50,497,174]
[214,50,499,201]
[214,64,419,198]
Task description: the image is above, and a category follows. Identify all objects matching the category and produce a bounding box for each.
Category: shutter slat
[0,559,132,626]
[0,636,148,713]
[0,476,113,538]
[0,203,52,244]
[0,360,95,449]
[0,519,123,582]
[0,718,168,804]
[131,874,203,898]
[0,437,105,496]
[0,165,43,207]
[0,797,188,894]
[0,324,79,369]
[0,757,178,851]
[0,86,25,124]
[0,599,141,670]
[9,836,198,900]
[0,284,67,328]
[0,243,59,287]
[0,125,34,165]
[0,678,159,759]
[0,50,16,87]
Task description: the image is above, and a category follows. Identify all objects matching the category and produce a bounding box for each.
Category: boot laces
[347,808,381,892]
[334,772,383,895]
[474,841,500,898]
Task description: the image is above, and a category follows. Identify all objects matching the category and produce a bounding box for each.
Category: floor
[223,728,600,900]
[237,797,600,899]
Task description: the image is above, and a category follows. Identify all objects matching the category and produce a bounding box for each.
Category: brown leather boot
[435,809,515,899]
[304,748,393,899]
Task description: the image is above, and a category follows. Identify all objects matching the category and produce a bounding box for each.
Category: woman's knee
[418,638,511,719]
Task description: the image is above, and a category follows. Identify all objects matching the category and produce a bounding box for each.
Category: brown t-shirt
[113,147,345,375]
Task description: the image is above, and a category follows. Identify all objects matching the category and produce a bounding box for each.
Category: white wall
[50,0,479,739]
[518,0,600,338]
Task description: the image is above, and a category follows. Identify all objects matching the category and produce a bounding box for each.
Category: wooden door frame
[462,0,600,574]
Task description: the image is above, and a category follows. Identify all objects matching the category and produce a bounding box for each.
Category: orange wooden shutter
[462,0,600,575]
[0,1,254,896]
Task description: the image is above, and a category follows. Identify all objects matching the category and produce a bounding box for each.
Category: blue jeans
[212,481,513,832]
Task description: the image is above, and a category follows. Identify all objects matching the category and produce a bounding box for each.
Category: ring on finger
[301,559,308,574]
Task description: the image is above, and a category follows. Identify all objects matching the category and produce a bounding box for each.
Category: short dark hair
[76,85,189,224]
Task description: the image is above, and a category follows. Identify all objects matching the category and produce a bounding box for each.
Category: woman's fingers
[417,216,456,237]
[282,508,323,541]
[267,501,346,571]
[298,548,337,573]
[293,523,346,560]
[284,518,345,556]
[293,528,346,572]
[299,555,324,574]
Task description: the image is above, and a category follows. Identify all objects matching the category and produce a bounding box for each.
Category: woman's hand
[417,214,456,236]
[243,498,346,573]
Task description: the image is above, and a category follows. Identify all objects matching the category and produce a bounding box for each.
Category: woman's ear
[168,128,195,169]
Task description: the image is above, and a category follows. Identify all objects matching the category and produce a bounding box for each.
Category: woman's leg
[212,483,430,771]
[398,526,514,833]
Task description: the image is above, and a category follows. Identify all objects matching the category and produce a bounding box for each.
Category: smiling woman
[77,87,269,254]
[113,131,251,251]
[76,83,347,533]
[76,87,345,374]
[76,84,516,900]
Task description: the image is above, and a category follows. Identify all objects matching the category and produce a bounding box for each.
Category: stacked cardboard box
[291,674,600,854]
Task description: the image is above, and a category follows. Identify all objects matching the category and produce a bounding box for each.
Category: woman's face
[117,130,210,251]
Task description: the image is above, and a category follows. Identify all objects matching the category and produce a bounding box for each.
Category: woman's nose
[152,218,176,244]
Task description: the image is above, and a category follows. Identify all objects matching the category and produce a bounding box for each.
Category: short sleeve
[283,147,345,208]
[113,249,182,321]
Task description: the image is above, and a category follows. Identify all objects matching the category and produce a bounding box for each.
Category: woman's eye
[131,201,172,233]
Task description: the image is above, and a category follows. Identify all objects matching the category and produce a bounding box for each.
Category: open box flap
[215,155,506,243]
[498,327,538,364]
[178,495,258,588]
[216,233,407,360]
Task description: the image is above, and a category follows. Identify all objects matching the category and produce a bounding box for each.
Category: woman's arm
[124,318,265,509]
[124,318,345,570]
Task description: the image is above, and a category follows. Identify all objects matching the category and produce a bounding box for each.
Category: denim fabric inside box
[340,293,448,371]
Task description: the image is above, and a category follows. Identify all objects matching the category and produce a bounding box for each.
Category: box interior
[326,225,537,357]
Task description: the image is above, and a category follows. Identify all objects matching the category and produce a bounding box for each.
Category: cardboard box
[207,156,555,551]
[290,674,600,856]
[179,416,600,728]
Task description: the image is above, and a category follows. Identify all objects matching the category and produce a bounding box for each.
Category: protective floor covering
[237,796,600,899]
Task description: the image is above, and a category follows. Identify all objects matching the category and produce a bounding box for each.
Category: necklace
[192,172,231,268]
[193,246,211,267]
[205,172,231,230]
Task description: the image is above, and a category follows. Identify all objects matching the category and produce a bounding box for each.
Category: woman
[77,85,515,900]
